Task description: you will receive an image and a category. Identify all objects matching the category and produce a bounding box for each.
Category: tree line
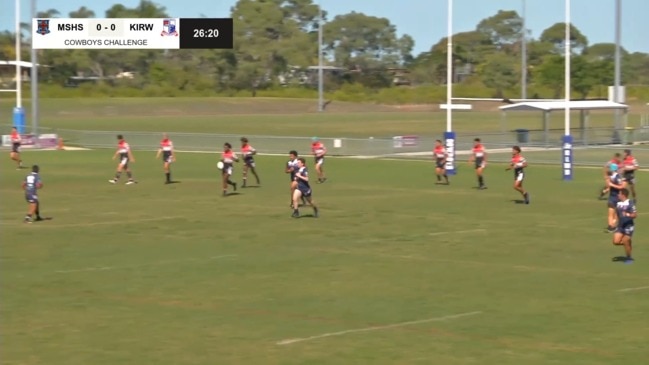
[0,0,648,100]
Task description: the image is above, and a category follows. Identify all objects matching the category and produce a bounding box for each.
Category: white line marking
[1,216,182,228]
[618,285,649,292]
[54,254,237,273]
[276,311,482,346]
[429,229,486,236]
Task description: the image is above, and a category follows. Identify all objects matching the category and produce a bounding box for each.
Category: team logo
[36,19,50,35]
[161,19,178,36]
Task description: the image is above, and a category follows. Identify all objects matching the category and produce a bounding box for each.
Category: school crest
[36,19,50,35]
[161,19,178,36]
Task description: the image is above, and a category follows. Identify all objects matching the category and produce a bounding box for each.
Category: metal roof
[500,100,628,112]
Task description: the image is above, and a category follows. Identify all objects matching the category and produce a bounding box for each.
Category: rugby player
[505,146,530,204]
[109,135,136,185]
[611,188,637,264]
[220,142,239,196]
[468,138,487,189]
[599,153,622,199]
[311,137,327,183]
[622,149,638,201]
[9,127,23,169]
[433,139,449,184]
[292,157,319,218]
[606,163,627,233]
[156,133,175,184]
[22,165,43,223]
[286,150,305,207]
[240,137,260,187]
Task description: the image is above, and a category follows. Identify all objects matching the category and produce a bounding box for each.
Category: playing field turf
[1,148,647,365]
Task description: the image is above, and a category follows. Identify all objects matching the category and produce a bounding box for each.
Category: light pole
[31,0,39,136]
[613,0,622,129]
[562,0,573,181]
[14,0,26,134]
[521,0,527,99]
[317,2,324,112]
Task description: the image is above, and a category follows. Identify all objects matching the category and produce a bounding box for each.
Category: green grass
[1,149,648,365]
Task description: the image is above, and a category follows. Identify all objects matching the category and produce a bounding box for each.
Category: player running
[240,137,260,187]
[622,149,638,201]
[220,142,239,196]
[109,134,136,185]
[292,157,319,218]
[505,146,530,204]
[599,153,622,200]
[433,139,449,185]
[9,126,23,169]
[286,150,305,207]
[468,138,487,189]
[22,165,43,223]
[311,137,327,183]
[156,133,175,184]
[611,188,637,264]
[605,163,627,233]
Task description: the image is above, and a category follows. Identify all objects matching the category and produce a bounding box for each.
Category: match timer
[179,18,233,49]
[88,19,125,37]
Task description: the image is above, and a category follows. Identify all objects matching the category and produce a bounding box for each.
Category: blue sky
[1,0,647,55]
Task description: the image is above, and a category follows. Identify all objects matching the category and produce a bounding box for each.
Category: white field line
[54,254,237,274]
[276,311,482,346]
[429,229,487,236]
[617,285,649,292]
[1,216,181,228]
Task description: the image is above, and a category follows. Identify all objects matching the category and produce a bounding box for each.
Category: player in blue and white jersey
[285,150,305,207]
[22,165,43,223]
[611,188,637,263]
[606,163,627,233]
[292,158,319,218]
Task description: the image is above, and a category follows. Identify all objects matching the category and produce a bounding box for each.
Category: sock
[114,171,122,180]
[436,175,441,182]
[227,180,235,186]
[35,207,41,219]
[126,171,133,179]
[478,176,484,186]
[165,172,170,182]
[443,174,448,181]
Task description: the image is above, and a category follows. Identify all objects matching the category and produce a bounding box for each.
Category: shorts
[515,172,524,182]
[119,156,129,168]
[435,161,445,169]
[608,195,619,208]
[315,156,325,166]
[297,187,312,198]
[11,143,20,153]
[244,158,255,167]
[624,172,635,184]
[25,193,38,203]
[222,164,233,176]
[616,225,634,237]
[163,153,173,164]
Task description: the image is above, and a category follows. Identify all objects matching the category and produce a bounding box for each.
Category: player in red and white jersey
[220,142,239,196]
[240,137,260,187]
[311,137,327,183]
[468,138,487,189]
[433,139,449,185]
[622,149,639,201]
[9,126,24,169]
[109,134,136,185]
[599,153,622,199]
[505,146,530,204]
[156,133,175,184]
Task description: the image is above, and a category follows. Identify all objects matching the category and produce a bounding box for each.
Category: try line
[276,311,482,346]
[617,285,649,292]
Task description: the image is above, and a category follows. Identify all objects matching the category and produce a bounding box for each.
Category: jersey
[312,142,326,157]
[295,166,312,196]
[160,139,173,161]
[10,130,21,152]
[23,172,42,202]
[511,155,526,178]
[434,146,446,167]
[287,158,299,181]
[473,144,486,168]
[622,155,638,182]
[221,150,237,166]
[616,199,637,236]
[118,141,130,159]
[241,144,256,165]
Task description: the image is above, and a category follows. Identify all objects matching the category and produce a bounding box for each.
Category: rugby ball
[217,161,224,170]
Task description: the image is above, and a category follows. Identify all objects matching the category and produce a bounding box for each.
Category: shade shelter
[499,100,629,146]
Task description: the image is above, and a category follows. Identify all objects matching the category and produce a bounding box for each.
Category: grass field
[2,148,648,365]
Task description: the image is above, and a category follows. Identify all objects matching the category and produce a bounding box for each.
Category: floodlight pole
[31,0,39,137]
[521,0,527,99]
[317,2,324,112]
[443,0,456,175]
[562,0,573,181]
[613,0,622,129]
[13,0,26,134]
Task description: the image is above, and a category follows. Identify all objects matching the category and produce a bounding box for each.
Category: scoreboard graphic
[32,18,233,49]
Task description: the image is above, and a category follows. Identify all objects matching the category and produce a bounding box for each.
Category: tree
[536,55,565,98]
[476,10,523,52]
[539,23,588,54]
[571,55,598,98]
[479,53,519,97]
[69,6,96,18]
[584,43,627,61]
